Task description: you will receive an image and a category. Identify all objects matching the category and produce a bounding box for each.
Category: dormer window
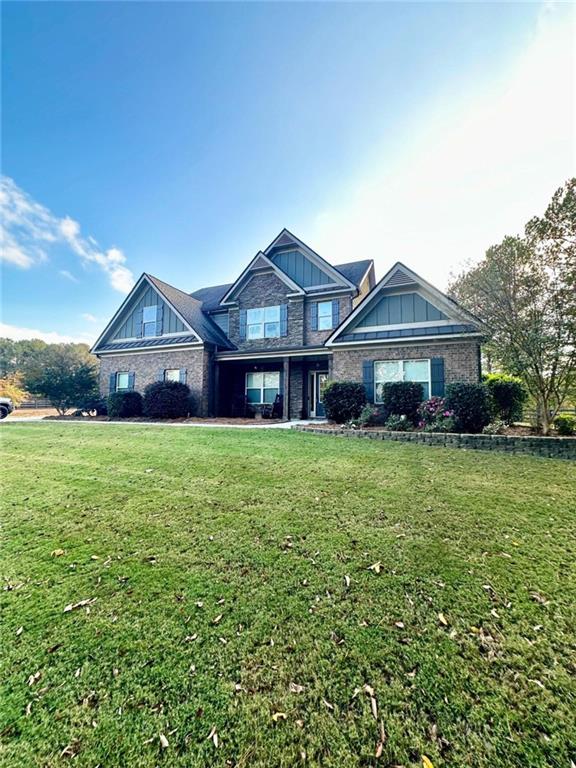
[143,305,157,337]
[247,306,280,340]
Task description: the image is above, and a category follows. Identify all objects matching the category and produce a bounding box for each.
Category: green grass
[1,424,575,768]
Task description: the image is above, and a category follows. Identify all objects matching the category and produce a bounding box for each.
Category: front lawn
[1,424,575,767]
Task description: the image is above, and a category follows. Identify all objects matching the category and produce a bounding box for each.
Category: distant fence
[18,398,53,409]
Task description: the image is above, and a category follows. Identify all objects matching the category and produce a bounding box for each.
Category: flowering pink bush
[417,397,455,432]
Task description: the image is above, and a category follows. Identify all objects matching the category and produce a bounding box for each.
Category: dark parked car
[0,397,14,419]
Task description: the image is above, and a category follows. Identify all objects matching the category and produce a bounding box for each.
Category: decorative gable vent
[386,268,416,287]
[273,232,297,248]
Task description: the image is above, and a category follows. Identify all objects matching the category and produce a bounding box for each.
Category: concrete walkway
[3,416,326,430]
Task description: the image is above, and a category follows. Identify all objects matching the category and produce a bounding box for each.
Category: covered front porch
[213,350,331,420]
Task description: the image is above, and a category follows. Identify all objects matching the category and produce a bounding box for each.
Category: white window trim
[317,300,334,331]
[245,371,280,404]
[373,358,431,403]
[116,371,130,392]
[246,305,281,340]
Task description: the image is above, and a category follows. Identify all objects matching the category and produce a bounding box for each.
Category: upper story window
[116,372,130,391]
[374,359,430,402]
[247,306,280,339]
[142,305,157,337]
[164,369,181,382]
[317,301,334,330]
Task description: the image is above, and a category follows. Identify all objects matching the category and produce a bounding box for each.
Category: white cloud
[0,176,135,294]
[81,313,99,323]
[308,2,575,288]
[0,322,95,345]
[59,269,79,283]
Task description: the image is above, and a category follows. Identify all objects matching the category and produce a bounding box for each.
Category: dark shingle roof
[334,260,373,287]
[189,283,233,311]
[146,274,234,349]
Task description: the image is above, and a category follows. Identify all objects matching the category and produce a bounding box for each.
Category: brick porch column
[283,357,290,420]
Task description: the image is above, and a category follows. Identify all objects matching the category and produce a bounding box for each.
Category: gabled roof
[264,229,357,290]
[334,260,373,287]
[147,275,234,348]
[326,261,482,346]
[91,273,234,353]
[190,283,233,311]
[219,251,304,305]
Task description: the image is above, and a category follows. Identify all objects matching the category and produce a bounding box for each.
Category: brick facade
[304,295,353,347]
[331,340,481,388]
[98,347,213,416]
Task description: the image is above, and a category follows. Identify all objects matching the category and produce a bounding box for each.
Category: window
[246,372,280,404]
[317,301,334,330]
[142,305,157,337]
[374,359,430,402]
[164,369,180,382]
[247,306,280,340]
[116,372,130,391]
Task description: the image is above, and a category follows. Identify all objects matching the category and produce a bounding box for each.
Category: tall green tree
[449,178,576,434]
[21,344,99,415]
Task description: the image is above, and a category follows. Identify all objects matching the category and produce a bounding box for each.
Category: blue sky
[1,1,574,344]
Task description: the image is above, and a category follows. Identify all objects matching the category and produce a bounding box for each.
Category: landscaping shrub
[358,403,388,427]
[484,373,527,423]
[417,396,456,433]
[78,395,108,416]
[381,381,423,424]
[143,381,192,419]
[323,382,366,423]
[554,414,576,436]
[384,413,413,431]
[445,382,491,433]
[107,391,143,418]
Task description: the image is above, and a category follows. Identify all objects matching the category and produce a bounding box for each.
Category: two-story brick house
[92,229,482,418]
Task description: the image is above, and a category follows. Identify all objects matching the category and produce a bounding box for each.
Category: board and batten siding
[269,249,337,288]
[355,292,447,328]
[112,284,186,340]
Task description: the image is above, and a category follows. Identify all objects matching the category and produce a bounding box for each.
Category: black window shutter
[331,300,339,330]
[134,308,143,338]
[430,358,445,397]
[156,304,164,336]
[362,360,375,403]
[179,369,187,384]
[128,372,135,391]
[239,309,247,341]
[310,302,318,331]
[280,304,288,336]
[109,373,116,394]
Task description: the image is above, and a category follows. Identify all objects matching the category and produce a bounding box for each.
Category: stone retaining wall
[292,425,576,460]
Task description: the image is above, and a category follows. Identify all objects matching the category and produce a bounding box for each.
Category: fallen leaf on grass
[90,555,99,561]
[272,712,287,722]
[212,614,223,625]
[344,575,351,587]
[63,598,96,613]
[159,733,169,749]
[16,626,23,636]
[422,757,434,768]
[207,726,219,747]
[184,634,198,642]
[368,562,382,574]
[289,682,305,694]
[61,741,81,758]
[27,672,41,686]
[394,621,405,629]
[51,549,65,557]
[438,613,448,626]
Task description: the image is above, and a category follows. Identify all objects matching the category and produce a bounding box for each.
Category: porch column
[283,357,290,420]
[213,361,220,417]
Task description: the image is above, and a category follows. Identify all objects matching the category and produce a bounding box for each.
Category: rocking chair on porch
[261,394,284,420]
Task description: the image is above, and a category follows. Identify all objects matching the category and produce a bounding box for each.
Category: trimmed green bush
[143,381,193,419]
[445,382,490,433]
[78,395,108,416]
[107,391,143,418]
[381,381,423,425]
[323,381,366,423]
[484,373,527,424]
[554,414,576,436]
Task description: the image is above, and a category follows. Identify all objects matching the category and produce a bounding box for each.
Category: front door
[309,371,329,418]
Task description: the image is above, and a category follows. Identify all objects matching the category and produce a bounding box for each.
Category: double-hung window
[374,359,430,402]
[247,306,280,340]
[164,369,181,382]
[317,301,334,330]
[142,305,157,337]
[116,372,130,391]
[246,372,280,404]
